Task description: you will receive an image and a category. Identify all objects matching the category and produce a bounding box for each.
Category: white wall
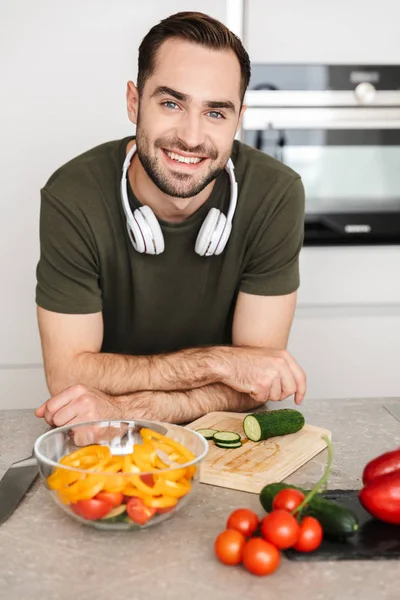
[1,1,399,409]
[0,0,227,409]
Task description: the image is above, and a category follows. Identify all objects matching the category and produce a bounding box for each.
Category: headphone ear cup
[131,208,154,254]
[213,219,231,255]
[195,208,220,256]
[138,205,165,255]
[126,212,146,253]
[206,212,227,256]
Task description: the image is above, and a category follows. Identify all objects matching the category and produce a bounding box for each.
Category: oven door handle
[242,107,400,129]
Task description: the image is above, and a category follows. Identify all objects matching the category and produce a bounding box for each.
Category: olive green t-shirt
[36,137,305,355]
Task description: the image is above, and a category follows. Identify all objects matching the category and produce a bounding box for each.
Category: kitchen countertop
[0,397,399,600]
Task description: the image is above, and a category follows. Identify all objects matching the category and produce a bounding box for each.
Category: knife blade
[0,454,38,525]
[384,401,400,424]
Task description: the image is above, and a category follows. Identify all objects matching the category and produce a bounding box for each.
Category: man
[35,11,306,427]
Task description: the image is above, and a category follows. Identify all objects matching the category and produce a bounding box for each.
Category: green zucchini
[260,483,359,539]
[215,440,243,449]
[243,409,305,442]
[196,428,220,440]
[213,431,241,444]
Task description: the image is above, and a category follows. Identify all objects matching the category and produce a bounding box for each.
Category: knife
[0,453,38,525]
[383,401,400,424]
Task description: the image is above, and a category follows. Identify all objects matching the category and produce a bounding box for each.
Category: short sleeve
[240,176,305,296]
[36,188,103,314]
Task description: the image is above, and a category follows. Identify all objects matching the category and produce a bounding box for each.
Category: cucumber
[213,431,241,444]
[196,428,220,440]
[215,440,243,449]
[243,409,305,441]
[260,483,359,539]
[100,504,127,521]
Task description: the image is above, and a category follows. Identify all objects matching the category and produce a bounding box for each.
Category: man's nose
[175,112,205,151]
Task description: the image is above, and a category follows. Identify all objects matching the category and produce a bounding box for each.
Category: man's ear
[126,81,139,125]
[236,104,247,133]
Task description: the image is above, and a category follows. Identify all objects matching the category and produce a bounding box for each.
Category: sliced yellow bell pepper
[156,478,191,498]
[129,474,164,496]
[101,474,127,494]
[141,495,178,508]
[157,467,187,482]
[154,455,168,470]
[59,473,106,504]
[140,428,195,462]
[47,468,82,490]
[59,445,111,467]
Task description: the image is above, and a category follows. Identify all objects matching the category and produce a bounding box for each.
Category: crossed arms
[35,290,306,426]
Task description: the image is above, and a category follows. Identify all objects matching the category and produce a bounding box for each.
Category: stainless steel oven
[242,65,400,245]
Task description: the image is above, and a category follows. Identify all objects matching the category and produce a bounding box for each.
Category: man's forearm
[59,347,230,397]
[118,383,262,424]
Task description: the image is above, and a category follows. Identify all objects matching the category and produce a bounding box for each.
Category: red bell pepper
[359,471,400,525]
[362,448,400,485]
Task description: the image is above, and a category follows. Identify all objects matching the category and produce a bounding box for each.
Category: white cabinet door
[245,0,400,64]
[289,305,400,399]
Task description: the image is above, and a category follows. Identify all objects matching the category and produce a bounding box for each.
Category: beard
[135,120,231,199]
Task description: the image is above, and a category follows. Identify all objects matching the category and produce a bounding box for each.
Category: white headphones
[120,144,238,256]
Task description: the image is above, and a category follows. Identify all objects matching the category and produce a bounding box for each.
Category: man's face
[128,39,245,199]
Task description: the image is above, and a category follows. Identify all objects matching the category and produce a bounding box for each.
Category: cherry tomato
[242,538,280,576]
[70,498,112,520]
[272,488,306,512]
[214,529,246,566]
[260,509,300,549]
[293,516,323,552]
[140,474,155,487]
[157,505,176,515]
[226,508,259,537]
[95,491,124,509]
[126,497,157,525]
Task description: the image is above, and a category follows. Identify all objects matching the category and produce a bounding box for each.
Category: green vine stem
[292,435,333,518]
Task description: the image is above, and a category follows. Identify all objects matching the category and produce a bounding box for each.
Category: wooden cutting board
[186,412,331,494]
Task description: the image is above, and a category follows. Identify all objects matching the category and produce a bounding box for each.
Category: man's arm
[38,303,305,403]
[36,383,260,426]
[37,291,306,426]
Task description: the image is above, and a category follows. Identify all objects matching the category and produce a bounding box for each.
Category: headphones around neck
[120,144,238,256]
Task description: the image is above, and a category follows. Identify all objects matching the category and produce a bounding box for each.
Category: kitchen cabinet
[289,246,400,399]
[245,0,400,64]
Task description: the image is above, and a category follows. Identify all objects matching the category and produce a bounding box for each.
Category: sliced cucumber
[196,428,220,440]
[101,504,127,520]
[213,431,241,445]
[215,440,243,449]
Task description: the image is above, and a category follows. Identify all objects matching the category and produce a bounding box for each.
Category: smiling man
[35,12,306,427]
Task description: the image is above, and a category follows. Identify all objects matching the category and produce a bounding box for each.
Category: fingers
[51,403,78,427]
[281,351,307,404]
[268,376,282,402]
[36,385,89,427]
[35,403,46,418]
[244,350,306,406]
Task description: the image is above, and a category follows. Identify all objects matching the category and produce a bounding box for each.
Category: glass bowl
[34,419,208,530]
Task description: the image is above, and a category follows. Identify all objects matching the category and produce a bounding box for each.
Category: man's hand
[35,384,124,426]
[217,347,307,405]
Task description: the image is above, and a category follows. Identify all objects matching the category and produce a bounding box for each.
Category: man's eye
[162,101,179,110]
[207,111,224,119]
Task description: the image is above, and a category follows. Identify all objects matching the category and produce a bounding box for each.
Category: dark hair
[137,11,251,103]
